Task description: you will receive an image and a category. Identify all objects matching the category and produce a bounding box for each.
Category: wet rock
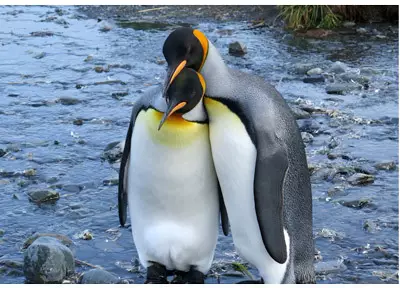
[294,63,319,75]
[374,161,397,171]
[307,67,323,75]
[339,73,369,85]
[347,173,374,185]
[79,269,120,284]
[111,91,129,100]
[23,233,74,251]
[314,248,322,261]
[290,106,311,119]
[94,66,105,73]
[298,118,322,135]
[339,198,373,209]
[352,166,376,177]
[84,55,93,62]
[327,186,347,197]
[0,257,24,277]
[301,132,314,144]
[33,52,46,59]
[311,168,337,182]
[24,236,74,283]
[28,190,60,204]
[57,97,81,106]
[55,8,64,16]
[228,41,247,56]
[315,260,347,275]
[99,25,112,32]
[329,61,348,74]
[363,220,380,233]
[102,141,124,163]
[0,229,4,236]
[8,93,19,97]
[326,83,361,94]
[342,21,355,27]
[316,228,345,241]
[30,31,54,37]
[62,184,83,193]
[303,75,325,84]
[103,179,119,186]
[75,229,93,240]
[23,168,36,177]
[356,27,368,34]
[73,119,83,126]
[0,149,6,157]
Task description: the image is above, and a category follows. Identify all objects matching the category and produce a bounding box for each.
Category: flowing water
[0,5,398,284]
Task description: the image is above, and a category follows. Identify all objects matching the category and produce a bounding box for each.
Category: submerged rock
[57,97,81,106]
[73,119,83,126]
[315,260,347,275]
[228,41,247,56]
[28,190,60,204]
[30,31,54,37]
[339,198,373,209]
[102,141,124,163]
[374,161,397,171]
[24,236,75,283]
[0,257,24,277]
[303,75,325,84]
[301,132,314,144]
[326,83,361,94]
[79,269,120,284]
[306,67,323,75]
[338,73,369,85]
[363,220,380,233]
[290,106,311,119]
[111,91,129,100]
[329,61,348,74]
[0,149,6,157]
[347,173,374,185]
[294,63,319,75]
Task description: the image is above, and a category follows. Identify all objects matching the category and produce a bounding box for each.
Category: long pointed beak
[158,101,187,131]
[163,60,187,98]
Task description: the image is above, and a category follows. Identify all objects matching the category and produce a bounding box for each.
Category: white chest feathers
[126,108,220,274]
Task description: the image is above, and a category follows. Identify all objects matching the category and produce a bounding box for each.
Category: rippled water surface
[0,5,398,284]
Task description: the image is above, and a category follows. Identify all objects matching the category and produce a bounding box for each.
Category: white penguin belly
[204,98,290,283]
[127,109,219,274]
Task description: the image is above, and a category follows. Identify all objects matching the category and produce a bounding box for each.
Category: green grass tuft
[278,5,342,30]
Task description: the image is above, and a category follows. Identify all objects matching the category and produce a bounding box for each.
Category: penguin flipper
[218,182,230,236]
[254,133,288,264]
[118,101,143,227]
[118,120,133,227]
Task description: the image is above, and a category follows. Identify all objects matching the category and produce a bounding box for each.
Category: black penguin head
[162,27,209,97]
[158,68,206,130]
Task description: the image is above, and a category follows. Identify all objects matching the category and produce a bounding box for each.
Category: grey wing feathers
[254,131,288,264]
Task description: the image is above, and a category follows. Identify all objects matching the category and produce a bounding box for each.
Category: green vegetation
[278,5,342,30]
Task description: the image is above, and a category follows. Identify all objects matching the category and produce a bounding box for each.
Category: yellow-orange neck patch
[138,109,208,148]
[193,29,209,71]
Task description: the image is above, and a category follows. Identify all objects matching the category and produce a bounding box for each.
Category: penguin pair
[159,28,316,284]
[118,67,229,283]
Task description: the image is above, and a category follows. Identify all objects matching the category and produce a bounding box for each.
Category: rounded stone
[23,236,75,283]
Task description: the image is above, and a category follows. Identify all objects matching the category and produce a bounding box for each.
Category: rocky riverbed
[0,5,398,284]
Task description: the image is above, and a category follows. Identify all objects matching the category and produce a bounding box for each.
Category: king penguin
[161,27,315,284]
[118,68,229,284]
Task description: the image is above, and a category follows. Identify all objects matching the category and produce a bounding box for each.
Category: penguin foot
[170,266,205,284]
[236,278,264,284]
[145,262,168,284]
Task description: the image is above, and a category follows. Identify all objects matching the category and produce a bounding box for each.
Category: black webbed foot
[145,262,168,284]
